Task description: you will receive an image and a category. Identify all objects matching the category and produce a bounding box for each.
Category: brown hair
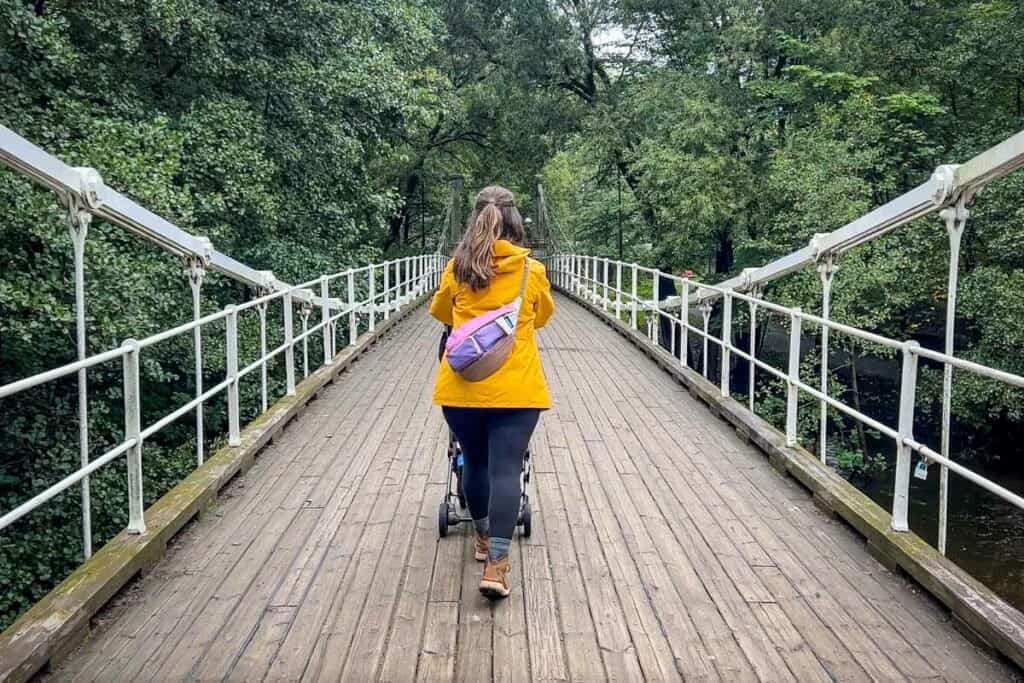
[453,185,525,290]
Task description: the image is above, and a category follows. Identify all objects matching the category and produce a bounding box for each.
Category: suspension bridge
[1,125,1024,682]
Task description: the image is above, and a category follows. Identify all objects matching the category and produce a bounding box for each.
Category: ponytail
[453,185,525,290]
[454,203,501,290]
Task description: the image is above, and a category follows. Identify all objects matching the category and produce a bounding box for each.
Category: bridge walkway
[49,296,1014,682]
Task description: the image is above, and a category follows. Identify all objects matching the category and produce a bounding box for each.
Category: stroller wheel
[438,501,449,538]
[520,499,532,538]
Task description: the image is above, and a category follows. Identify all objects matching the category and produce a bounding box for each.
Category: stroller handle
[438,325,451,363]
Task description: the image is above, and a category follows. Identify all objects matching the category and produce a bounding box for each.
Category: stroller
[436,327,533,538]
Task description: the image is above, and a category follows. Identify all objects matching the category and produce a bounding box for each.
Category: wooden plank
[67,315,429,682]
[533,470,605,683]
[547,312,760,682]
[542,343,645,682]
[577,311,894,682]
[494,540,533,683]
[604,358,925,682]
[710,429,1009,682]
[558,419,681,680]
[139,318,435,681]
[455,532,492,683]
[558,289,1024,672]
[416,602,458,683]
[582,296,1009,681]
[325,360,439,682]
[226,605,296,682]
[266,339,436,681]
[753,565,873,682]
[1,297,431,683]
[377,480,447,683]
[333,465,431,683]
[521,546,566,682]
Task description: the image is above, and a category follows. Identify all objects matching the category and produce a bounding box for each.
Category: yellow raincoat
[430,240,555,409]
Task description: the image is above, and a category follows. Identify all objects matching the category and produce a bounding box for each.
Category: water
[860,459,1024,612]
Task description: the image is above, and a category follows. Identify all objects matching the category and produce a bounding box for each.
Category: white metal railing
[548,254,1024,552]
[0,255,443,539]
[544,127,1024,557]
[0,124,444,560]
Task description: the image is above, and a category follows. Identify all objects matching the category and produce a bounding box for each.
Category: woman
[430,185,555,599]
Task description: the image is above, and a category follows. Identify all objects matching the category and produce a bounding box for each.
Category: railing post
[680,280,689,368]
[892,342,920,532]
[721,292,732,398]
[348,269,357,345]
[368,264,376,333]
[187,258,206,466]
[404,257,411,300]
[630,265,638,329]
[652,271,660,344]
[938,201,968,555]
[748,294,758,412]
[300,302,311,378]
[257,300,268,413]
[67,200,93,558]
[121,339,146,534]
[283,290,296,396]
[226,306,241,447]
[786,308,803,447]
[588,256,594,300]
[603,258,609,310]
[580,255,586,297]
[383,260,391,320]
[615,261,622,320]
[817,256,837,465]
[592,257,599,303]
[700,301,712,377]
[320,276,332,364]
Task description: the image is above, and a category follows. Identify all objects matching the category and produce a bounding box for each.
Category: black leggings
[442,407,540,541]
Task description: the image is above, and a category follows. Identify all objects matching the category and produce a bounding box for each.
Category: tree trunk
[385,171,422,250]
[714,232,734,273]
[849,354,870,459]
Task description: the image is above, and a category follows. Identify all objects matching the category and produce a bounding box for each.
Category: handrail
[548,127,1024,561]
[0,125,443,569]
[0,124,325,303]
[0,254,444,539]
[703,129,1024,299]
[547,254,1024,562]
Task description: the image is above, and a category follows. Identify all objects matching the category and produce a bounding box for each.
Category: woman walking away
[430,185,555,600]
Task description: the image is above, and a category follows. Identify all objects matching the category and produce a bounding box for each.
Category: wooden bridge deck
[51,296,1015,682]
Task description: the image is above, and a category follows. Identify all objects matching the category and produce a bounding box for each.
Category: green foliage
[0,0,443,630]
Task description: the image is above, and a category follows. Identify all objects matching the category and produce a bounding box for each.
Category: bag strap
[512,258,530,311]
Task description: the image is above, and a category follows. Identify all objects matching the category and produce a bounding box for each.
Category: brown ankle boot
[473,531,489,562]
[480,556,511,599]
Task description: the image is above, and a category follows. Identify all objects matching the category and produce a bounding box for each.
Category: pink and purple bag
[444,259,530,382]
